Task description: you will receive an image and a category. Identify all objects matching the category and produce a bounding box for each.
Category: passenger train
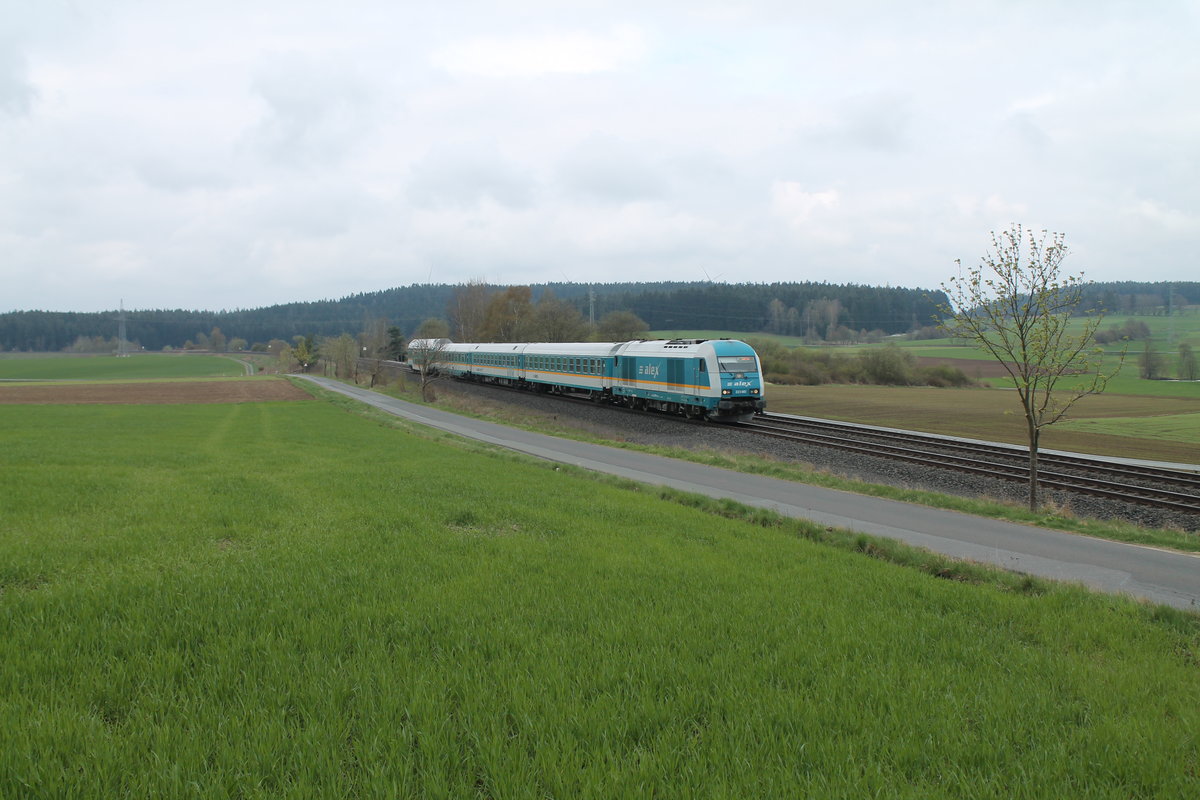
[405,338,766,422]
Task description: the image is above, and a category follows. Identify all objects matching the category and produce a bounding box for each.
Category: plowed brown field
[0,380,311,405]
[914,357,1013,378]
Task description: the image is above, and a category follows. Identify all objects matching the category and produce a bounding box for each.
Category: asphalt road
[302,376,1200,610]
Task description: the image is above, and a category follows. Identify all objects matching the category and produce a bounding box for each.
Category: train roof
[618,338,755,356]
[427,338,757,357]
[519,342,624,356]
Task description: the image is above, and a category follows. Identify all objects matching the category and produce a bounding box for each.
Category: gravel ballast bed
[417,375,1200,533]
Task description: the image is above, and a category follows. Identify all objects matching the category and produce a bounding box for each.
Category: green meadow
[0,353,247,381]
[2,383,1199,796]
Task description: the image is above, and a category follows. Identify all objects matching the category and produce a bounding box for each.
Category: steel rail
[756,413,1200,487]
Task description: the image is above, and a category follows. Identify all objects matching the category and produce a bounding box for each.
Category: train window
[698,361,706,372]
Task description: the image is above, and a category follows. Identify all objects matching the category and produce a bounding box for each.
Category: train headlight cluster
[721,389,732,395]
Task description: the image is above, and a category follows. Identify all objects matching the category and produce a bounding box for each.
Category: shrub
[858,344,916,385]
[919,364,974,388]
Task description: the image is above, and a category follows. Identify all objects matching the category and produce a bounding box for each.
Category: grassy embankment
[2,378,1199,796]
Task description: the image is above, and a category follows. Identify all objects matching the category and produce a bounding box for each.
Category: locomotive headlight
[721,389,731,395]
[751,389,759,394]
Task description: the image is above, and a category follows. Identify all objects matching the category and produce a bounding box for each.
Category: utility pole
[1167,283,1175,345]
[117,299,128,357]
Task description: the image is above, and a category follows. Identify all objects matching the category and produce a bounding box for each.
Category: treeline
[592,282,947,340]
[2,280,1194,353]
[1081,282,1200,316]
[750,339,976,388]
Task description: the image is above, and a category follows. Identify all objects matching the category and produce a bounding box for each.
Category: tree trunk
[1026,417,1040,512]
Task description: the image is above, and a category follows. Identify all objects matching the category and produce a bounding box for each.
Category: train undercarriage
[457,371,760,423]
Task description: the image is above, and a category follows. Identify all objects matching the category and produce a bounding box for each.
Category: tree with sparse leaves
[939,225,1121,511]
[528,290,590,341]
[322,333,359,380]
[1179,343,1197,381]
[595,310,649,341]
[479,287,533,342]
[448,280,491,342]
[414,317,451,340]
[407,336,450,401]
[1139,340,1165,380]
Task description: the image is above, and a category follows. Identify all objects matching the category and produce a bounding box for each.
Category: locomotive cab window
[718,356,757,374]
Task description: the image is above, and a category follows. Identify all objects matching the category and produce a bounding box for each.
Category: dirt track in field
[0,380,312,405]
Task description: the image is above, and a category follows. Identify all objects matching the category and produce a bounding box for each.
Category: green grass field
[0,353,247,380]
[2,385,1199,796]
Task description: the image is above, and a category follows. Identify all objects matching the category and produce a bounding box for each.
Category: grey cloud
[134,153,235,193]
[0,39,37,117]
[249,52,375,167]
[407,145,535,209]
[807,92,915,153]
[1004,111,1052,154]
[556,136,666,204]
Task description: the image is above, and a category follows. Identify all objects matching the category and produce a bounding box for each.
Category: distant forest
[1,280,1196,353]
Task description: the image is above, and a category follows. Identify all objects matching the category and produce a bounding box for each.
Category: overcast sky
[2,0,1197,313]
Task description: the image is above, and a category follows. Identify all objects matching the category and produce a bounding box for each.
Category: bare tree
[359,316,390,387]
[479,287,534,342]
[1179,343,1197,381]
[407,336,451,401]
[939,224,1120,511]
[448,280,491,342]
[1139,340,1165,380]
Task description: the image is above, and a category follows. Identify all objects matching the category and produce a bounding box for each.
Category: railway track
[741,413,1200,515]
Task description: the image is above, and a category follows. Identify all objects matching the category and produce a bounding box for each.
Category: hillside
[1,280,1194,353]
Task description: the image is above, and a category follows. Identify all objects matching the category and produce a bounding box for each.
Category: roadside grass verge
[3,397,1199,796]
[361,378,1200,552]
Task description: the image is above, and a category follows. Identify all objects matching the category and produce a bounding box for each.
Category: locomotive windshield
[718,355,757,373]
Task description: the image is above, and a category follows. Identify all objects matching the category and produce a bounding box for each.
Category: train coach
[406,338,765,422]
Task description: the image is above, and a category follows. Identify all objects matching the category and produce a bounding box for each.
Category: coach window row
[527,356,604,375]
[476,353,519,367]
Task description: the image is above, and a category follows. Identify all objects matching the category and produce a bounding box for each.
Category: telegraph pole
[117,299,128,357]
